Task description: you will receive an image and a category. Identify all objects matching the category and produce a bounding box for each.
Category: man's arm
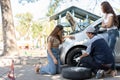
[80,43,91,58]
[74,53,89,62]
[75,40,91,62]
[79,43,91,59]
[80,53,89,59]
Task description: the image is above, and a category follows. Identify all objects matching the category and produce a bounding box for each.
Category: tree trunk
[0,0,18,56]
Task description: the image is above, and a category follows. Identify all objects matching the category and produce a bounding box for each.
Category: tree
[46,0,62,16]
[16,12,33,38]
[31,21,43,38]
[0,0,40,56]
[85,0,120,14]
[15,12,43,39]
[19,0,39,3]
[0,0,18,56]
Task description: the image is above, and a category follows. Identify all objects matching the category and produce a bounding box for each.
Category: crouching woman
[35,24,74,75]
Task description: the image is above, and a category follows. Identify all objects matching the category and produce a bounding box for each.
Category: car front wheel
[66,47,85,66]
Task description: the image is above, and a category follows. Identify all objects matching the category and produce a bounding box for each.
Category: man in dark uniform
[75,27,114,78]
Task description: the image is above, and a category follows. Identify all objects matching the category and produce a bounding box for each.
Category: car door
[115,15,120,62]
[115,30,120,62]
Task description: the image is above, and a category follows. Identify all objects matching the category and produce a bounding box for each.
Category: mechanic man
[75,26,114,78]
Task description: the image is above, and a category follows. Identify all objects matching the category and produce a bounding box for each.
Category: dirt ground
[0,49,120,80]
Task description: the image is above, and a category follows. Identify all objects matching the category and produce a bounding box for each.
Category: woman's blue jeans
[108,29,119,53]
[40,48,61,75]
[107,29,119,70]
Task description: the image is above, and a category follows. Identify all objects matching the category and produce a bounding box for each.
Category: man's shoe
[111,70,117,77]
[105,69,112,74]
[96,69,104,79]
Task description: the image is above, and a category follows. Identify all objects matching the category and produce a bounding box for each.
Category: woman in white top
[101,1,119,77]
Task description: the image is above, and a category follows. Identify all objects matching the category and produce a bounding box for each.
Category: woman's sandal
[105,69,117,77]
[35,64,40,74]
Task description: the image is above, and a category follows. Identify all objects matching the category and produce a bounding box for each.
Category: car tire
[66,47,85,66]
[62,67,92,80]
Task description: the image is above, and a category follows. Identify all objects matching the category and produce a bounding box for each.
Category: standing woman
[35,24,74,75]
[101,1,119,77]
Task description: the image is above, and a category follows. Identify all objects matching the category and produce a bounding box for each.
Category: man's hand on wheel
[74,57,81,62]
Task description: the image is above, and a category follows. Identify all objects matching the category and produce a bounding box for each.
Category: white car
[50,6,120,66]
[60,16,120,66]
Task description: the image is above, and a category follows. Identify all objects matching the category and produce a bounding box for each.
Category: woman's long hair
[101,1,119,28]
[48,24,63,44]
